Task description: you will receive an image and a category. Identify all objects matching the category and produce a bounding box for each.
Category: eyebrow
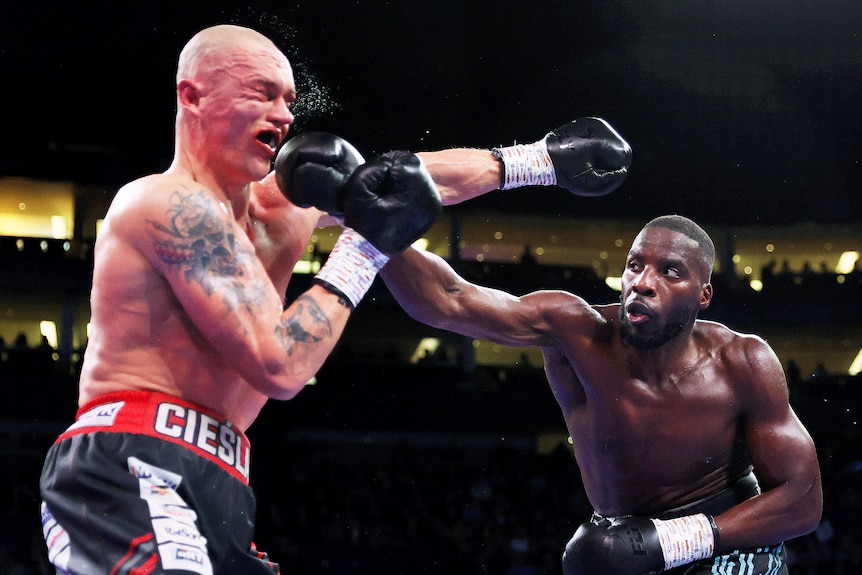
[250,78,296,100]
[626,251,688,271]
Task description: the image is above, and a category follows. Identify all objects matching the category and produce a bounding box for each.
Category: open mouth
[256,130,280,152]
[625,300,653,323]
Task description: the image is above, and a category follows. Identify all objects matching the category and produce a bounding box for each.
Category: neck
[621,325,698,382]
[168,142,252,223]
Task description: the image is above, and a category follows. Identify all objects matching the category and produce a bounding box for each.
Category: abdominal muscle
[565,393,750,516]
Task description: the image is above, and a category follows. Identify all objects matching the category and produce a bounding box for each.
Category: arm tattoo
[147,189,267,314]
[275,295,333,356]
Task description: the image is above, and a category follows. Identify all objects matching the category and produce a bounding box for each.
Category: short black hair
[643,215,715,280]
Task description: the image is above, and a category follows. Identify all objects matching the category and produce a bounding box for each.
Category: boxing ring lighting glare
[40,321,58,349]
[835,251,859,274]
[848,348,862,376]
[51,215,68,239]
[605,276,622,292]
[410,337,440,364]
[292,260,321,274]
[412,237,429,251]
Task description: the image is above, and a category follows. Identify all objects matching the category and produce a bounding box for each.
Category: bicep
[136,187,284,352]
[740,340,819,490]
[383,248,592,349]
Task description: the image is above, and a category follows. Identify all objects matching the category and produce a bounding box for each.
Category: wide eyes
[664,267,681,279]
[626,260,682,279]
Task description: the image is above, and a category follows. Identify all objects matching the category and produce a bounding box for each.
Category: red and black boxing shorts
[39,390,280,575]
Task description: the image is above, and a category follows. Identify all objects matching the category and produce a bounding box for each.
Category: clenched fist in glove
[273,131,365,217]
[313,150,442,309]
[562,513,719,575]
[492,117,632,197]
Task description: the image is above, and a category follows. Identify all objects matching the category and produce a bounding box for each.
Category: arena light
[605,276,622,291]
[40,321,58,348]
[848,348,862,376]
[410,337,440,363]
[292,259,320,274]
[51,215,69,239]
[412,237,429,251]
[835,251,859,274]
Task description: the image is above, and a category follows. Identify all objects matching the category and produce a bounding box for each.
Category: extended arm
[274,117,631,218]
[382,247,589,349]
[417,148,502,205]
[420,116,632,205]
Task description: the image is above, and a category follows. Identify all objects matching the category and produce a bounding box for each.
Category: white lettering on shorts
[66,400,125,432]
[153,403,250,481]
[41,502,71,573]
[128,457,213,575]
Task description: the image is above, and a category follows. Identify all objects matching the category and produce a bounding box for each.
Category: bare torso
[543,304,753,516]
[79,172,321,431]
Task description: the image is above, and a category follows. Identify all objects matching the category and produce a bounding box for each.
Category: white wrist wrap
[651,513,716,571]
[315,228,390,308]
[493,140,557,189]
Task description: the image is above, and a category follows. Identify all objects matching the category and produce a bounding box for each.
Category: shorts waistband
[655,471,761,520]
[592,470,761,524]
[57,390,251,484]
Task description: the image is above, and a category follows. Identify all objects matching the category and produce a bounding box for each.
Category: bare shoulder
[695,319,775,360]
[531,291,609,324]
[695,319,787,403]
[106,173,223,231]
[529,294,614,345]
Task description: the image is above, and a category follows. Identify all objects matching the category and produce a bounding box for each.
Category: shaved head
[642,215,715,282]
[177,24,285,83]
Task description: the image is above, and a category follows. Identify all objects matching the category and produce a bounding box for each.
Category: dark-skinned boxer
[381,215,822,575]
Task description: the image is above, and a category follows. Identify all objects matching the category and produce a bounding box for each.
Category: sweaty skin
[78,27,504,431]
[380,225,822,553]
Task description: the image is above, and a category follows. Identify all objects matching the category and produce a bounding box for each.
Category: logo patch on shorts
[66,400,125,432]
[41,502,71,573]
[128,457,213,575]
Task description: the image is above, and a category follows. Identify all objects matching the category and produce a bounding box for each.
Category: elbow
[252,358,311,401]
[786,473,824,539]
[800,478,824,535]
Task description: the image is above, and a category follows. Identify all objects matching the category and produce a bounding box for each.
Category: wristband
[314,228,389,308]
[651,513,718,570]
[491,140,557,189]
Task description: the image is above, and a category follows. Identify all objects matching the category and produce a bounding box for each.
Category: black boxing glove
[342,150,442,255]
[492,117,632,197]
[312,151,441,309]
[562,513,719,575]
[273,132,365,217]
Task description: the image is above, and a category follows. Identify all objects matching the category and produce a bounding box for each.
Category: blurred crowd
[0,361,859,574]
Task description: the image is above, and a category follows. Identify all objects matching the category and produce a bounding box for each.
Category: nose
[631,269,656,297]
[272,98,294,132]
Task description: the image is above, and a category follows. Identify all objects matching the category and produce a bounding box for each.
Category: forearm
[381,248,460,326]
[714,471,822,551]
[268,285,352,396]
[417,148,501,205]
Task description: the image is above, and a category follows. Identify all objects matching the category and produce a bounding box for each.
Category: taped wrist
[314,227,390,308]
[491,140,557,189]
[651,513,719,571]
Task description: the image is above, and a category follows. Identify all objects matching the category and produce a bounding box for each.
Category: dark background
[2,3,862,573]
[2,0,861,225]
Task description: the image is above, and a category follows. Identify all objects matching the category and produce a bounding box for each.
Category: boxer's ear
[699,283,713,309]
